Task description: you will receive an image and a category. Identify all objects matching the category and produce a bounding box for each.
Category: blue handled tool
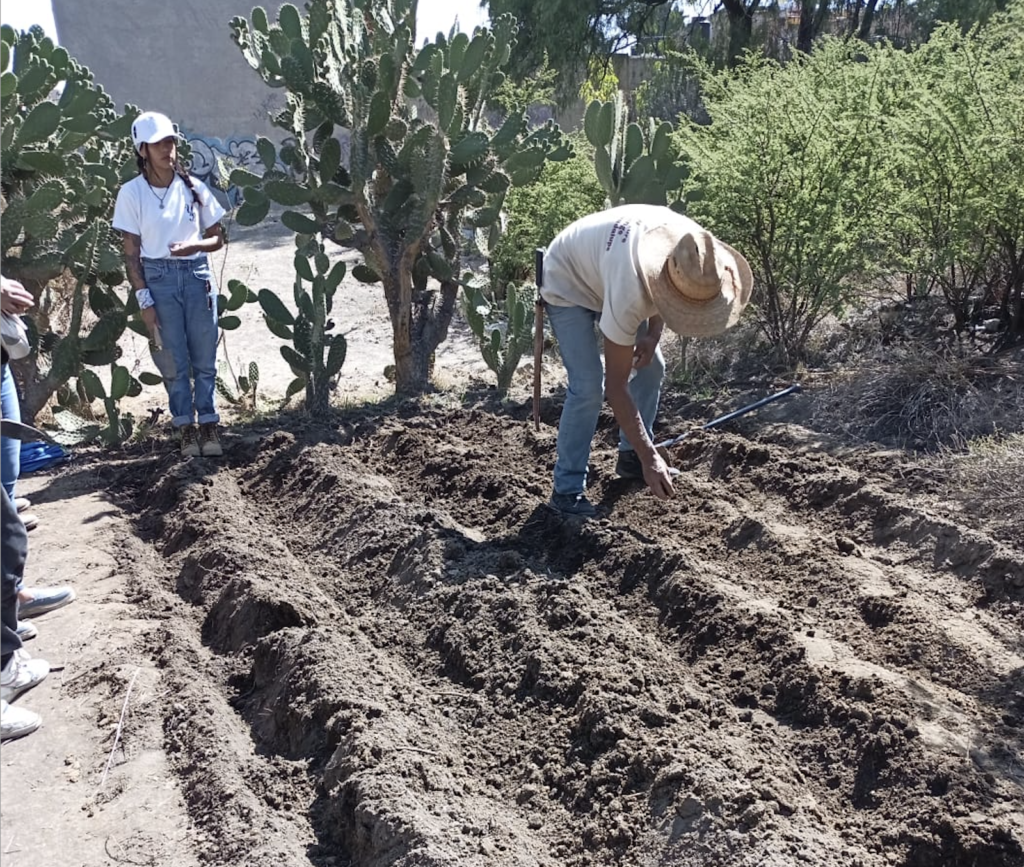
[655,383,802,449]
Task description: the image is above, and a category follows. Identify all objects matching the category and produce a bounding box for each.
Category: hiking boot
[615,449,644,480]
[13,496,31,513]
[16,620,38,641]
[179,423,200,457]
[198,422,223,457]
[1,699,41,741]
[547,492,601,519]
[18,585,76,618]
[1,650,50,702]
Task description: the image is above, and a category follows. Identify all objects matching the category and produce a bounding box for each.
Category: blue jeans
[546,304,665,496]
[143,256,220,428]
[1,363,21,499]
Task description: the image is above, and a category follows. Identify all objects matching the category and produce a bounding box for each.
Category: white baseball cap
[131,111,180,153]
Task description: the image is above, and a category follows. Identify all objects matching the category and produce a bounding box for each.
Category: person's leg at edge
[144,259,196,429]
[2,486,45,740]
[619,319,666,452]
[184,256,220,428]
[1,488,25,666]
[546,304,604,496]
[1,363,22,499]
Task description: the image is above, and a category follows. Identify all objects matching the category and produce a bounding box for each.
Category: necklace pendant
[159,202,165,209]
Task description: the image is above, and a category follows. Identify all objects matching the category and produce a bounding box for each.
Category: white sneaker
[13,496,31,513]
[0,650,50,702]
[16,620,38,641]
[1,699,41,741]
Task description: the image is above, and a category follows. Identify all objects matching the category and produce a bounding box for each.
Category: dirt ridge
[105,407,1024,867]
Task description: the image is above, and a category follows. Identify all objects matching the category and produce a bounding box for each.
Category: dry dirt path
[1,462,201,867]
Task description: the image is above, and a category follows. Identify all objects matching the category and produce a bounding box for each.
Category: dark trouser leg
[1,486,26,667]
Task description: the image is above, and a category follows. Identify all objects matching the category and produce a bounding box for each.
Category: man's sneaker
[1,699,41,741]
[18,585,76,618]
[13,496,31,513]
[615,449,644,480]
[16,620,38,641]
[19,512,38,531]
[198,423,223,457]
[179,424,201,457]
[547,492,601,519]
[1,650,50,702]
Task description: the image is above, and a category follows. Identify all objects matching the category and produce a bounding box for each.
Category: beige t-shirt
[540,204,678,346]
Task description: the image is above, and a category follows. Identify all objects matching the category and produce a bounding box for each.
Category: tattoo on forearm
[122,232,145,289]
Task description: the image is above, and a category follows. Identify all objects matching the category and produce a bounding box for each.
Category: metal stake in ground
[533,247,545,432]
[655,383,802,450]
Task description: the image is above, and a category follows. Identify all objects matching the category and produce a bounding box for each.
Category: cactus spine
[229,1,571,397]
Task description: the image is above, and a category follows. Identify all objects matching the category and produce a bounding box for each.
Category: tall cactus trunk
[392,329,433,395]
[306,380,332,417]
[11,358,55,425]
[385,273,458,396]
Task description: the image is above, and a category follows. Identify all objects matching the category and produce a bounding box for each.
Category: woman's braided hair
[137,148,202,208]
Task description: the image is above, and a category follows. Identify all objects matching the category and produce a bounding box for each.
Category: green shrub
[885,11,1024,335]
[489,135,605,292]
[677,40,896,365]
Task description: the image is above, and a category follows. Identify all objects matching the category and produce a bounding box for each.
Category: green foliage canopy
[489,136,605,290]
[677,40,895,362]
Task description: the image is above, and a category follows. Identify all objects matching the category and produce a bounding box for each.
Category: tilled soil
[112,400,1024,867]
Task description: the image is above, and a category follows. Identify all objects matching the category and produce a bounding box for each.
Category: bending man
[541,204,752,518]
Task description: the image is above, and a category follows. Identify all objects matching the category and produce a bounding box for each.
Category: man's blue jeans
[546,303,665,496]
[143,256,220,429]
[1,363,21,499]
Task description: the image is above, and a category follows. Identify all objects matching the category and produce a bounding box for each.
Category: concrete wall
[52,0,287,197]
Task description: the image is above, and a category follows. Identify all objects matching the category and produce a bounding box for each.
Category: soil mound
[116,404,1024,867]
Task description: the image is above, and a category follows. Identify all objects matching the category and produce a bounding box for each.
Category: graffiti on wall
[182,132,263,208]
[180,129,354,209]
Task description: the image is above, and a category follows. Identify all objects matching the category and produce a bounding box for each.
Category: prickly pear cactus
[583,94,689,210]
[216,360,261,414]
[461,279,535,396]
[50,360,140,446]
[230,0,572,397]
[1,24,140,422]
[254,242,347,416]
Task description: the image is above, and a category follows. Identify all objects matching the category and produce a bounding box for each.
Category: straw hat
[638,218,753,338]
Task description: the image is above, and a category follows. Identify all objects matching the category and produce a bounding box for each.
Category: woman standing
[112,111,226,457]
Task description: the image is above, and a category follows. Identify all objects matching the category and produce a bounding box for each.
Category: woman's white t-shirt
[112,174,225,260]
